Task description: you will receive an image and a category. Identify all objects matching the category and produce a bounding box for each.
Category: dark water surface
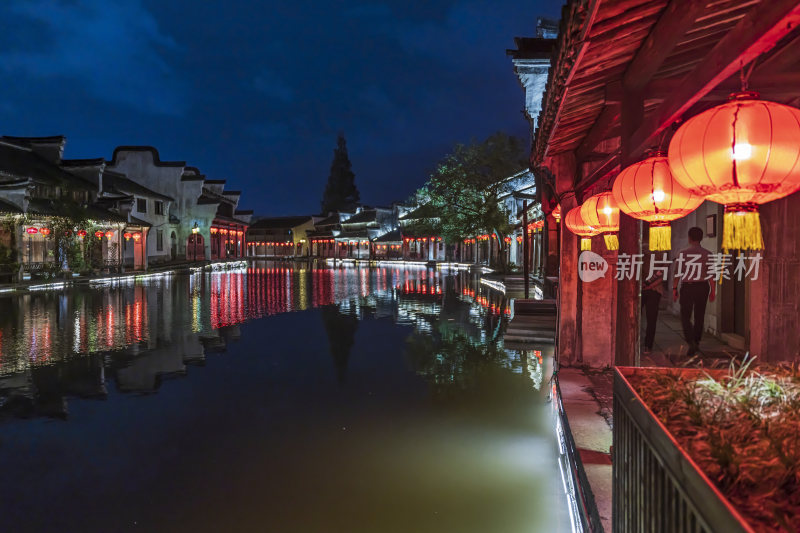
[0,262,567,533]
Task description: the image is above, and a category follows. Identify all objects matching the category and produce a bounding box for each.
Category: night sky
[0,1,561,216]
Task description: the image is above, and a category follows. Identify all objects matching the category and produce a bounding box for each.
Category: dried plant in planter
[629,357,800,532]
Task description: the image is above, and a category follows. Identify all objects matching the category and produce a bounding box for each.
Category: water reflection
[0,262,566,533]
[0,263,520,420]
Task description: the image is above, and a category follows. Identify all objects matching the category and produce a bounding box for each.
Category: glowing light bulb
[732,143,752,160]
[652,189,665,202]
[602,206,612,216]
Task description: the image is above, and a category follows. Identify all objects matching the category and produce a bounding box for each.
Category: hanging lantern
[581,192,620,250]
[123,232,132,241]
[26,227,38,234]
[40,227,51,236]
[668,92,800,251]
[77,229,87,239]
[612,153,704,251]
[552,204,561,223]
[210,227,218,234]
[132,232,142,242]
[105,231,114,239]
[564,206,598,251]
[94,230,104,240]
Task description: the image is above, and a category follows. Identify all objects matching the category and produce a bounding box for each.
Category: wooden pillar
[550,153,580,366]
[616,91,644,367]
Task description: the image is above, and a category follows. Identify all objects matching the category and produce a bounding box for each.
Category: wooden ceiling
[534,0,800,191]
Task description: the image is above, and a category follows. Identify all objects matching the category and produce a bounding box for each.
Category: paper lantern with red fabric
[668,92,800,251]
[612,153,703,251]
[94,230,104,240]
[564,206,598,251]
[552,204,561,223]
[581,192,620,250]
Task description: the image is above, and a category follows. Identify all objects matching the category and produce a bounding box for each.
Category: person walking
[641,252,664,354]
[672,227,715,357]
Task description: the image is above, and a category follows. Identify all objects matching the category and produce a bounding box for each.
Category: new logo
[579,251,608,282]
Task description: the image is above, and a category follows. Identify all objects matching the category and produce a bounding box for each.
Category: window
[137,198,147,213]
[156,230,163,251]
[154,201,164,215]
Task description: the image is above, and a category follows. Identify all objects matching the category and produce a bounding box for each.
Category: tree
[320,133,360,214]
[408,132,528,266]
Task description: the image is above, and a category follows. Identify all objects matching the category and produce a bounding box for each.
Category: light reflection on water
[0,261,567,533]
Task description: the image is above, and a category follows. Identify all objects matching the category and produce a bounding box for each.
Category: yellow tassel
[649,225,671,251]
[603,234,619,251]
[722,210,764,252]
[580,237,591,251]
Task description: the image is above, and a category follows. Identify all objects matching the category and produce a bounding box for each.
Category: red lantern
[668,92,800,251]
[564,206,599,251]
[552,204,562,223]
[581,192,620,250]
[94,230,104,240]
[77,229,87,239]
[132,232,142,242]
[123,232,132,241]
[105,231,114,240]
[612,153,703,251]
[26,227,38,234]
[40,227,51,236]
[210,227,218,234]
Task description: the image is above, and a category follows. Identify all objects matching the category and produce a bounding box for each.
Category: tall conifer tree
[321,133,360,214]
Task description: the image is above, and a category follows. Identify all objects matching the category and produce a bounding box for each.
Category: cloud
[0,0,186,115]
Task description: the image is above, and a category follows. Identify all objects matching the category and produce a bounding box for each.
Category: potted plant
[614,358,799,532]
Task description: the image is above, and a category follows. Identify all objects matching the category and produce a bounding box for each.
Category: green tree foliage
[321,133,360,214]
[409,132,527,244]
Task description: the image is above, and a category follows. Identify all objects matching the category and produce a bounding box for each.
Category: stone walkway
[642,312,746,368]
[558,310,744,531]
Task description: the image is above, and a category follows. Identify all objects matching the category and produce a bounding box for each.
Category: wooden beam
[629,0,800,159]
[623,0,707,92]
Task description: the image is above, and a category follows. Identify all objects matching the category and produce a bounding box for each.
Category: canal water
[0,262,568,533]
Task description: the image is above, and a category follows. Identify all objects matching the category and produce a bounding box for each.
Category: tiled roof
[341,210,377,224]
[0,141,94,190]
[103,172,174,202]
[249,216,312,229]
[374,229,402,243]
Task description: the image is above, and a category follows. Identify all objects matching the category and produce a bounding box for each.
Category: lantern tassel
[580,237,591,251]
[722,205,764,252]
[649,225,671,251]
[603,234,619,251]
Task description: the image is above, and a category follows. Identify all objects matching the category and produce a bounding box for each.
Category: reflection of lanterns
[668,93,800,251]
[581,192,620,250]
[26,227,38,234]
[105,231,114,239]
[40,227,51,236]
[564,206,598,251]
[94,230,104,240]
[612,153,703,251]
[77,229,87,239]
[132,232,142,242]
[123,232,132,241]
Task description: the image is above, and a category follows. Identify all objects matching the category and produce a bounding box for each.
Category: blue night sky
[0,1,561,216]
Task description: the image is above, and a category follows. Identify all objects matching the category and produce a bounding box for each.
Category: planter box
[613,367,755,533]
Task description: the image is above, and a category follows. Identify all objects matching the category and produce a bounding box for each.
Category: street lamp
[191,223,199,261]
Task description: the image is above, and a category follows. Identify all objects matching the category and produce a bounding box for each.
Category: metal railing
[613,367,754,533]
[553,376,605,532]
